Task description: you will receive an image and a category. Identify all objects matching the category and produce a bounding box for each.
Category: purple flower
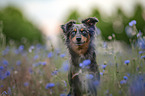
[79,60,91,68]
[45,83,55,89]
[34,55,39,60]
[124,60,130,65]
[51,70,58,76]
[141,55,145,59]
[2,59,9,65]
[129,20,136,26]
[48,52,53,58]
[41,62,47,66]
[18,45,24,52]
[0,66,4,70]
[60,54,66,58]
[60,94,66,96]
[120,80,127,84]
[123,76,128,80]
[102,64,107,69]
[24,82,29,87]
[16,60,21,66]
[100,72,103,76]
[5,71,10,76]
[86,74,94,79]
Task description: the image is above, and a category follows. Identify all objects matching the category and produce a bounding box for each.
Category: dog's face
[61,17,98,55]
[69,24,90,46]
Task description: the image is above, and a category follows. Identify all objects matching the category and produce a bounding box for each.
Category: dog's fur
[61,17,100,96]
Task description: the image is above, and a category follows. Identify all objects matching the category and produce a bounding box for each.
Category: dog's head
[61,17,98,55]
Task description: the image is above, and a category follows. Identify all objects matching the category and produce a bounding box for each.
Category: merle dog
[61,17,100,96]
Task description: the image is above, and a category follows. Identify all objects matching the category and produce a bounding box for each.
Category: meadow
[0,20,145,96]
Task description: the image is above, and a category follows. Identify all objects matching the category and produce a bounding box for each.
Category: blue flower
[18,45,24,52]
[79,60,91,68]
[102,64,107,69]
[83,59,91,66]
[48,52,53,58]
[2,59,9,65]
[124,60,130,65]
[16,60,21,66]
[34,55,39,60]
[0,66,4,70]
[129,20,136,26]
[60,94,66,96]
[141,55,145,59]
[51,70,58,76]
[100,72,103,76]
[86,74,94,79]
[137,37,145,50]
[41,62,47,66]
[120,80,127,84]
[123,76,128,80]
[45,83,55,89]
[60,54,66,58]
[24,82,29,87]
[5,71,10,76]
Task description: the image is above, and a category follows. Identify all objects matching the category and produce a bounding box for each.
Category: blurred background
[0,0,145,47]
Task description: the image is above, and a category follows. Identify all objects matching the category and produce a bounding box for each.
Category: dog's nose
[76,37,81,42]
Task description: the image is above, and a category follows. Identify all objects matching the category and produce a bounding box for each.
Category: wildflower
[123,76,128,80]
[5,71,10,76]
[141,55,145,59]
[24,82,29,87]
[0,66,4,70]
[63,80,67,87]
[137,37,145,50]
[79,59,91,68]
[2,59,9,65]
[120,80,127,84]
[137,30,142,38]
[18,45,24,52]
[45,83,55,89]
[28,45,35,53]
[102,64,107,70]
[48,52,53,58]
[16,60,21,66]
[124,60,130,65]
[108,36,112,40]
[100,72,103,76]
[129,20,136,26]
[1,91,7,95]
[34,55,39,60]
[93,80,100,86]
[41,62,47,66]
[0,85,4,88]
[51,70,58,76]
[86,74,94,79]
[139,51,143,54]
[83,59,91,66]
[103,42,107,48]
[60,54,66,58]
[60,94,66,96]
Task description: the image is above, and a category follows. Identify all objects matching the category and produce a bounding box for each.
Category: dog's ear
[82,17,98,27]
[82,17,98,37]
[61,20,76,34]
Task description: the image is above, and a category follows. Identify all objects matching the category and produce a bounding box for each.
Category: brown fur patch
[70,35,90,55]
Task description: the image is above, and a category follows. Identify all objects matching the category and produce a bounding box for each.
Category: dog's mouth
[74,41,86,46]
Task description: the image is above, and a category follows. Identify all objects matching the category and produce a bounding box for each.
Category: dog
[61,17,100,96]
